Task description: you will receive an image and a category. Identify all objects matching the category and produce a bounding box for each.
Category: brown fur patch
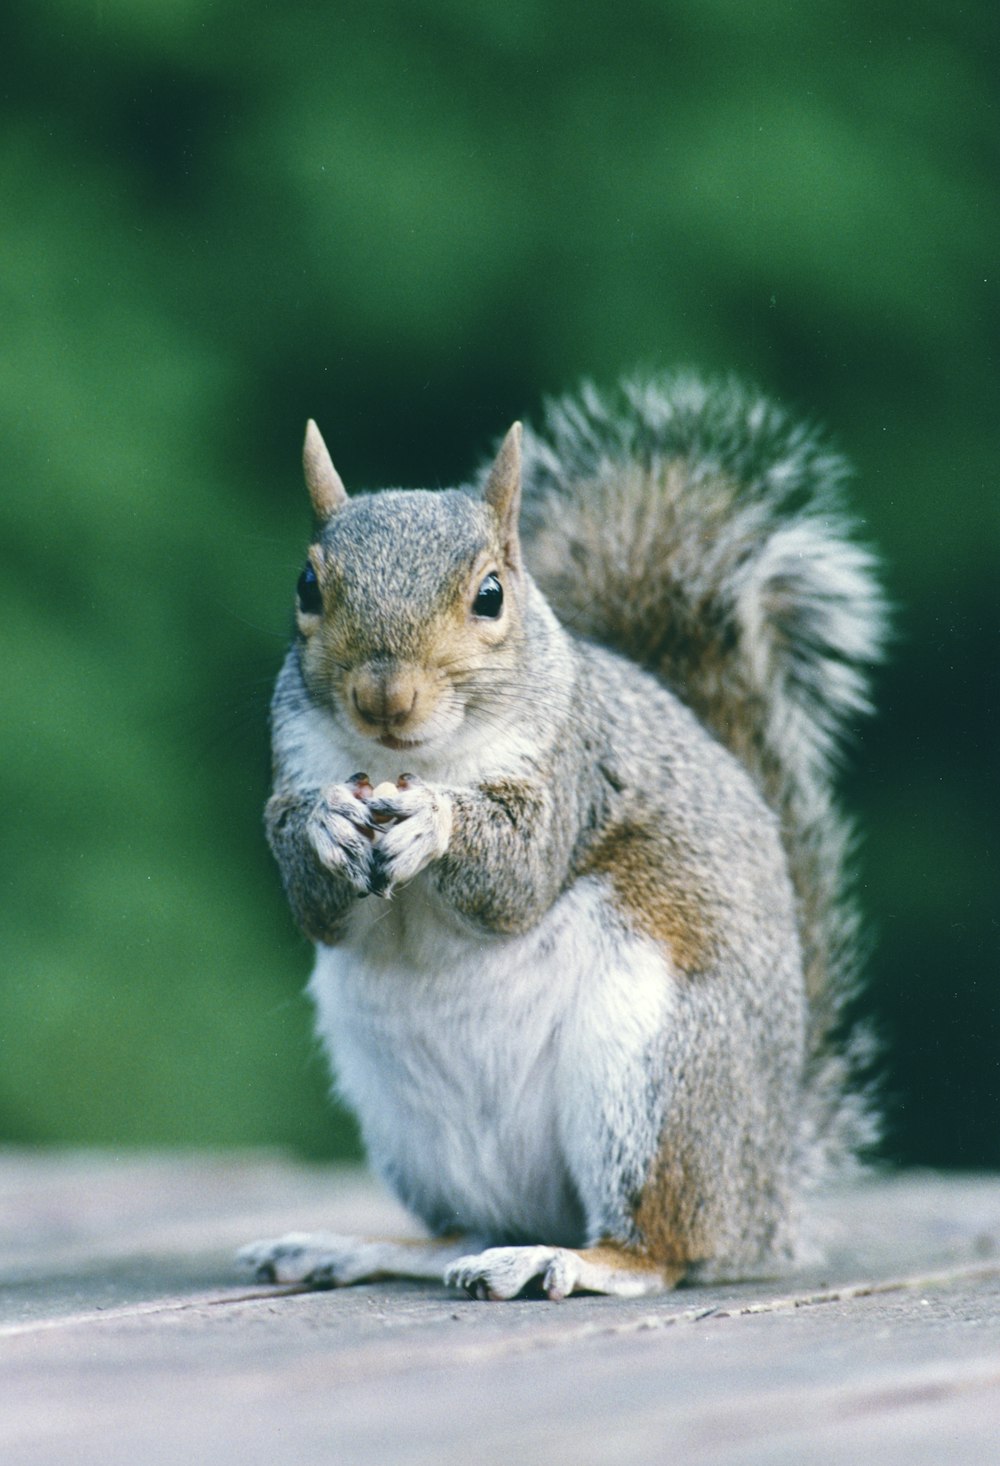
[580,1242,684,1287]
[581,826,717,975]
[630,1135,717,1270]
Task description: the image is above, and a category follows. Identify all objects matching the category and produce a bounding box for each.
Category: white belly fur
[309,874,675,1246]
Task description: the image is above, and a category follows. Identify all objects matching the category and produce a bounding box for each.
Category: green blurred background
[2,0,996,1167]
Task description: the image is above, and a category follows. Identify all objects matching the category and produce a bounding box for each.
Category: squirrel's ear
[303,419,348,518]
[482,422,523,568]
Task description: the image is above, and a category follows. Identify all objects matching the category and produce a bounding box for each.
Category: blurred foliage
[1,0,996,1165]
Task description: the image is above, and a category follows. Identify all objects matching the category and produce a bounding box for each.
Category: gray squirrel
[241,373,885,1300]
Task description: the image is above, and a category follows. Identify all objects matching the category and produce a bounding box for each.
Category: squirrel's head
[291,420,527,754]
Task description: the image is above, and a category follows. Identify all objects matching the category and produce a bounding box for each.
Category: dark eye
[472,573,503,619]
[296,562,322,615]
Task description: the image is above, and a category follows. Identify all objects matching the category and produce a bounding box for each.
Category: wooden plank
[2,1154,999,1464]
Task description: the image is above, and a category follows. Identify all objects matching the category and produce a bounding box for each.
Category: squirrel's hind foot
[238,1231,473,1288]
[444,1243,680,1301]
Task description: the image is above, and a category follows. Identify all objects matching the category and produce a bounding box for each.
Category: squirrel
[241,372,886,1301]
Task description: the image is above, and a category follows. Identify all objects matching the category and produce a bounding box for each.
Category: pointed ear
[482,422,523,569]
[303,419,348,518]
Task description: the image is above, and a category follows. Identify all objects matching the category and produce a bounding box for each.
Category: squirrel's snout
[347,664,421,733]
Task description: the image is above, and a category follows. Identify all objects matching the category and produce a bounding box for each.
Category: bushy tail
[519,372,888,1174]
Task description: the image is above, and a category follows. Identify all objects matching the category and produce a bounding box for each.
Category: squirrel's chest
[307,877,671,1243]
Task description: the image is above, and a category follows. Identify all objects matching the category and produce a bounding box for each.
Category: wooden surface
[2,1152,1000,1464]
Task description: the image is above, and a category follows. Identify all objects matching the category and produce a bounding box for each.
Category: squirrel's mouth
[376,733,426,752]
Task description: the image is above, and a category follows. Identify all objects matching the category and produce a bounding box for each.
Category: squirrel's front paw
[367,774,452,896]
[305,779,378,896]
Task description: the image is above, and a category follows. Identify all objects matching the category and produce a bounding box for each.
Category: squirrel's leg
[442,946,799,1299]
[238,1233,477,1288]
[265,781,376,940]
[444,1243,681,1301]
[365,774,570,928]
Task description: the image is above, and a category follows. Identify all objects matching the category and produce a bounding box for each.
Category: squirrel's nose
[348,665,419,730]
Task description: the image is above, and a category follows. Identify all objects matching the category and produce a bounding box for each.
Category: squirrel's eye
[296,562,322,615]
[473,573,503,619]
